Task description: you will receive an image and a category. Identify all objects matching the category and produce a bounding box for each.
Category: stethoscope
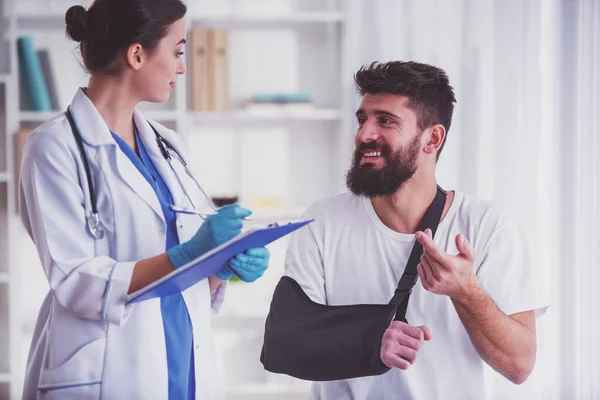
[65,107,228,239]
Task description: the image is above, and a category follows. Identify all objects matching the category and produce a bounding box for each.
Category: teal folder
[17,36,52,111]
[126,220,313,304]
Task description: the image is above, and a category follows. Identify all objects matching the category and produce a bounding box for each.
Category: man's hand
[415,229,538,384]
[415,228,479,301]
[380,321,432,370]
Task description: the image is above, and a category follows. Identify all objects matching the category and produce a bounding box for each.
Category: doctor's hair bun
[64,0,187,75]
[65,5,90,43]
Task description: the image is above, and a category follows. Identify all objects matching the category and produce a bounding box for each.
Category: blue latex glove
[167,204,252,269]
[215,247,270,282]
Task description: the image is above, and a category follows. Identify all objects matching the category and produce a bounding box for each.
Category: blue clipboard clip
[126,219,314,304]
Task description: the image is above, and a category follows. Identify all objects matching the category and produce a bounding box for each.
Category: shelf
[0,74,9,84]
[13,2,345,22]
[251,207,305,222]
[19,111,61,122]
[0,273,8,284]
[141,110,180,122]
[0,373,10,383]
[212,312,267,330]
[0,172,9,183]
[192,12,345,27]
[12,3,344,29]
[227,383,310,397]
[18,109,338,125]
[190,109,342,123]
[13,1,72,17]
[19,110,179,123]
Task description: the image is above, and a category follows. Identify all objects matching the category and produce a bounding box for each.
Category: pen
[169,206,253,221]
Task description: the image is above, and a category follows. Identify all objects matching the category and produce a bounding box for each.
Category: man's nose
[357,120,380,143]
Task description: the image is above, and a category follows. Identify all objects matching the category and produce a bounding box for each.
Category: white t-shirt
[284,190,548,400]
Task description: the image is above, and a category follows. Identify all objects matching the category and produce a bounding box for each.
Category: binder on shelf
[37,49,61,111]
[207,28,229,111]
[17,36,52,111]
[189,27,210,111]
[245,91,314,114]
[126,219,313,304]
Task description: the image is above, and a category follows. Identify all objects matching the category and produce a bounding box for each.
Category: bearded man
[281,61,548,400]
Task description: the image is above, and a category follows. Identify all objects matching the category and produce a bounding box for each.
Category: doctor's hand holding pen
[128,204,270,294]
[168,204,270,280]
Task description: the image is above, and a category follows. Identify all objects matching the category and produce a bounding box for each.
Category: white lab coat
[19,88,227,400]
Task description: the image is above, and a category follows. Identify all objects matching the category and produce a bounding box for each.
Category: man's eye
[379,117,392,124]
[176,52,184,57]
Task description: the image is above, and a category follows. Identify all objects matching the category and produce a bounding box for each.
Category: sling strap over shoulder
[260,186,447,381]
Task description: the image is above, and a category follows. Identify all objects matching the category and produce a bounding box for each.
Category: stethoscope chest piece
[87,213,105,239]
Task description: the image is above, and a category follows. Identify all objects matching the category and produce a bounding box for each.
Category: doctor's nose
[177,59,186,75]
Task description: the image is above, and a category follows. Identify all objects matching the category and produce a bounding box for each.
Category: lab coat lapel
[68,89,165,224]
[111,146,165,224]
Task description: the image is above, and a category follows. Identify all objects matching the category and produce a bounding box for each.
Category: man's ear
[126,43,144,70]
[423,124,446,155]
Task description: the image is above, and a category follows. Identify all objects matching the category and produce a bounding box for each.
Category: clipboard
[126,219,314,304]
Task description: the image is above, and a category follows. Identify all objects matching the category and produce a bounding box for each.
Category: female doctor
[19,1,269,399]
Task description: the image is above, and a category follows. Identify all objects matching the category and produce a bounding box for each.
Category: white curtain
[556,0,600,398]
[344,0,600,398]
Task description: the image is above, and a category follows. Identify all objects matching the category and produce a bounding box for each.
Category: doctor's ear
[126,43,145,70]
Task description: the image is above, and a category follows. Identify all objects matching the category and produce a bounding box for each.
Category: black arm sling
[260,187,446,381]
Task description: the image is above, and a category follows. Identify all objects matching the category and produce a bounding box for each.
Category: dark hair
[354,61,456,159]
[65,0,187,74]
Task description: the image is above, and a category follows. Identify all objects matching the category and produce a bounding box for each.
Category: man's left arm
[415,229,537,384]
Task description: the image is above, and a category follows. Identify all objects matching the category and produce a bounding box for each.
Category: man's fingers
[380,336,422,369]
[417,263,430,290]
[420,254,442,279]
[397,333,423,351]
[415,231,447,263]
[455,233,475,261]
[385,326,423,351]
[381,322,433,370]
[400,323,426,342]
[393,345,418,364]
[381,352,411,370]
[389,321,432,343]
[418,325,433,341]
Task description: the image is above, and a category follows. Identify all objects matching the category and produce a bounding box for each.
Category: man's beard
[345,135,421,197]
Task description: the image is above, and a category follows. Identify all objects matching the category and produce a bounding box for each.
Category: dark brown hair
[354,61,456,159]
[65,0,187,74]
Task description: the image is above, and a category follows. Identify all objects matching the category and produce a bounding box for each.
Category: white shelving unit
[1,2,20,399]
[1,0,352,398]
[226,383,311,400]
[192,12,345,26]
[190,108,342,123]
[18,109,182,123]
